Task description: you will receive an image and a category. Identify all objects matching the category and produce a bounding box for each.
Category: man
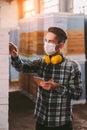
[9,27,82,130]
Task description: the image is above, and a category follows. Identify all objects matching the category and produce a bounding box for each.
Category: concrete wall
[0,29,9,130]
[0,0,18,129]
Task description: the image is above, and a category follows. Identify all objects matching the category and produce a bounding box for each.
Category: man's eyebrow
[45,38,54,41]
[49,40,54,42]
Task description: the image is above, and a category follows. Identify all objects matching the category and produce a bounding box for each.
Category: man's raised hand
[9,42,18,58]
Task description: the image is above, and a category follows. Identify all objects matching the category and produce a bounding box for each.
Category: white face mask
[44,42,57,55]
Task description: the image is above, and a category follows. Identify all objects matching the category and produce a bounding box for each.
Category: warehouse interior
[0,0,87,130]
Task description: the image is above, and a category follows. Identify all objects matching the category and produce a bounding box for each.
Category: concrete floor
[9,91,35,130]
[9,90,87,130]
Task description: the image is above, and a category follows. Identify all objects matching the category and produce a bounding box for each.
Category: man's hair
[48,27,67,43]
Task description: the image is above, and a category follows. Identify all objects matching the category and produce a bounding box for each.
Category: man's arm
[57,62,83,100]
[67,62,83,100]
[11,56,42,73]
[9,42,42,73]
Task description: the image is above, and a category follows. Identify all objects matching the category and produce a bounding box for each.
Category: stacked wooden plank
[19,17,44,56]
[67,30,84,54]
[19,73,37,98]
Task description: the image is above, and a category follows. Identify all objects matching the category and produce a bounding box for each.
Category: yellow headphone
[44,55,63,64]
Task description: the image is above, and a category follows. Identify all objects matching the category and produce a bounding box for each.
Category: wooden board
[67,30,85,54]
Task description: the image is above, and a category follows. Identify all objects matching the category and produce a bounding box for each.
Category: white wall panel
[0,29,9,130]
[0,0,18,28]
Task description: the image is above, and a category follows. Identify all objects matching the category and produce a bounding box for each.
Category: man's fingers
[9,42,15,47]
[11,49,18,57]
[49,77,54,82]
[9,42,17,51]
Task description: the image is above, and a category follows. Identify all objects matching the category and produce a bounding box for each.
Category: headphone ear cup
[44,55,51,64]
[44,55,63,64]
[51,55,62,64]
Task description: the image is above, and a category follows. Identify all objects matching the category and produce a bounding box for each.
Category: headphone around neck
[44,54,63,64]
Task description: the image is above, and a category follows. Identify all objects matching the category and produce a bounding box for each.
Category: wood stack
[19,73,37,98]
[19,31,44,56]
[67,30,85,54]
[19,32,29,55]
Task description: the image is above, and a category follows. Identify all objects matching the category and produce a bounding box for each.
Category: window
[23,0,35,18]
[73,0,87,14]
[41,0,59,14]
[23,0,59,17]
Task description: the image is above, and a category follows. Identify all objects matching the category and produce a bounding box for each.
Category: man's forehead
[45,32,57,39]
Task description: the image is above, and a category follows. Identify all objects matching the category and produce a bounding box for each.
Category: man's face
[45,32,58,45]
[45,32,61,52]
[44,32,64,56]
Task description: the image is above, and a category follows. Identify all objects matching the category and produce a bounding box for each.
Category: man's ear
[55,43,64,50]
[59,43,64,49]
